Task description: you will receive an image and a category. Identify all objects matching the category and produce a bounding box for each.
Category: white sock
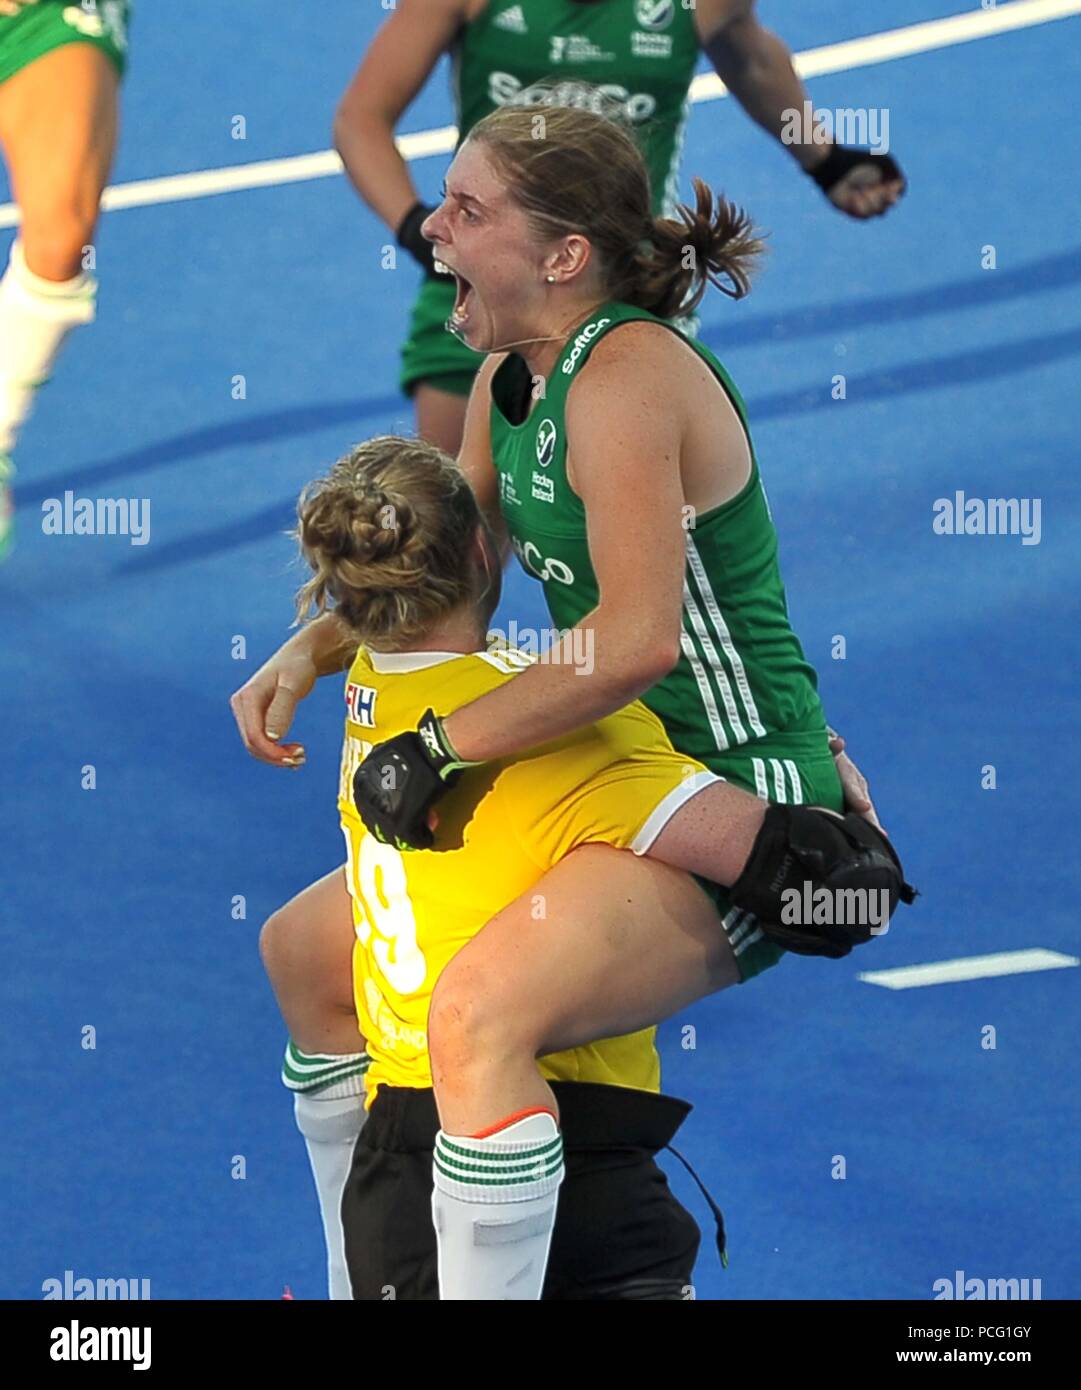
[0,240,97,455]
[432,1110,564,1301]
[294,1085,368,1300]
[280,1038,370,1099]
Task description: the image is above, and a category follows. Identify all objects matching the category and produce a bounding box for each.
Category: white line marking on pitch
[859,948,1079,990]
[1,0,1078,228]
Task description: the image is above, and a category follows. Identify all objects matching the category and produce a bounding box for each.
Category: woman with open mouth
[332,0,905,458]
[234,98,911,1299]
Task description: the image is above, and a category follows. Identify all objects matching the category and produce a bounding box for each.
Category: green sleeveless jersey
[489,302,829,771]
[453,0,699,216]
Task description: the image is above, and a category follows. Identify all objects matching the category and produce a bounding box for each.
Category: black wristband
[809,144,904,195]
[395,201,441,277]
[416,708,477,781]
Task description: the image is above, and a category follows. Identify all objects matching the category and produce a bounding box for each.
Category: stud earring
[546,274,556,283]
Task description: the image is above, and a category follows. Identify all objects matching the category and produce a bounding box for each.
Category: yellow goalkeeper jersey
[338,644,718,1106]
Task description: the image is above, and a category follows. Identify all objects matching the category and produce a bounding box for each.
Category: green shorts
[0,0,131,87]
[697,736,845,984]
[400,274,484,399]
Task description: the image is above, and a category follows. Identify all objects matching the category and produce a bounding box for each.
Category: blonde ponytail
[293,435,481,649]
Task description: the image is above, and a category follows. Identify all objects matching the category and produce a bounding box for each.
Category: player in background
[253,435,908,1299]
[334,0,905,454]
[0,0,130,554]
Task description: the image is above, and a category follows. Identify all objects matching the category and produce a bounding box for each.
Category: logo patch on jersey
[632,31,674,59]
[488,74,657,124]
[549,35,616,65]
[493,3,527,34]
[532,471,555,504]
[62,2,127,47]
[535,418,557,467]
[635,0,675,30]
[345,682,378,728]
[498,471,521,508]
[512,537,576,586]
[561,317,612,375]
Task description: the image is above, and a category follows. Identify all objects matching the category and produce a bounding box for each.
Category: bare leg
[428,844,739,1136]
[648,776,765,884]
[414,382,468,456]
[259,866,363,1056]
[0,43,119,279]
[0,43,121,547]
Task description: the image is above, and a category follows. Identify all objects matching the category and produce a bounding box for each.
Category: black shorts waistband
[365,1081,692,1155]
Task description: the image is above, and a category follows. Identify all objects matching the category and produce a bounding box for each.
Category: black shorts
[342,1081,702,1300]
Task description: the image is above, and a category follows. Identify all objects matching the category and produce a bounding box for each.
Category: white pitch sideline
[0,0,1079,229]
[859,947,1079,990]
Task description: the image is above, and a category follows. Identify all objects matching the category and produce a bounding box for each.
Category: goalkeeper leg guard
[729,806,917,958]
[432,1109,564,1301]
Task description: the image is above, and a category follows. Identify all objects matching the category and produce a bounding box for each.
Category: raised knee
[259,904,300,983]
[428,969,480,1076]
[429,961,523,1079]
[258,909,283,973]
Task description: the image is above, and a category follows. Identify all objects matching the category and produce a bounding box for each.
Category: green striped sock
[281,1039,370,1098]
[432,1112,564,1299]
[433,1124,564,1205]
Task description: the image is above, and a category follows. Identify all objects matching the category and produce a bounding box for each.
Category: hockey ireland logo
[635,0,675,30]
[536,418,557,468]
